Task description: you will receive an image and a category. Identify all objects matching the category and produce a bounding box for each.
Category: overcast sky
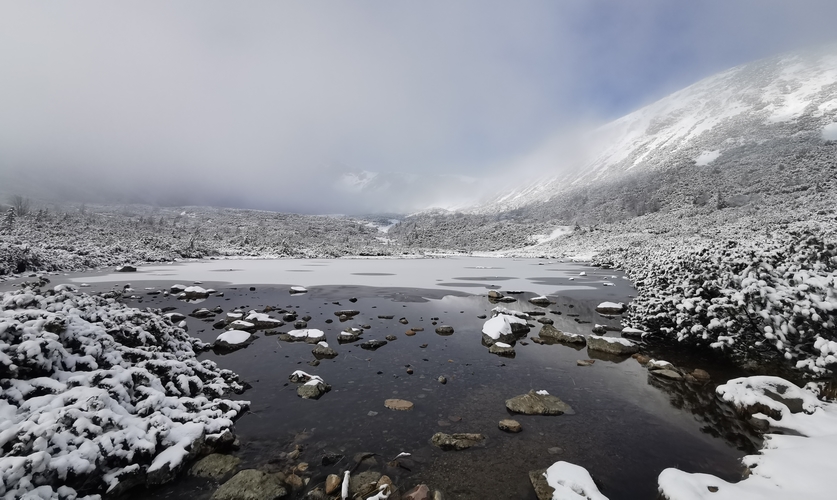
[2,0,837,214]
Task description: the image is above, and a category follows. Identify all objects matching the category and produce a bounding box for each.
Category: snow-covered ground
[540,376,837,500]
[0,285,248,499]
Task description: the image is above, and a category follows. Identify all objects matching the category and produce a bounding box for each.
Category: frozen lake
[46,257,754,499]
[65,256,613,296]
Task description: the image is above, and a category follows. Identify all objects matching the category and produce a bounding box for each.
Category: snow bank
[543,461,608,500]
[658,376,837,500]
[0,287,248,498]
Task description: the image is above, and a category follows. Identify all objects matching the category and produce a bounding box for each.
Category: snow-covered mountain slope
[480,44,837,212]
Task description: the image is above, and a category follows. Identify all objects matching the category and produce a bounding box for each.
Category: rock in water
[435,325,454,335]
[403,484,431,500]
[595,301,626,314]
[431,432,486,451]
[539,325,586,346]
[384,398,414,411]
[311,343,338,359]
[190,454,241,480]
[586,335,639,356]
[488,342,516,357]
[529,296,552,306]
[528,469,555,500]
[325,474,341,495]
[211,469,287,500]
[498,419,522,433]
[298,381,330,399]
[361,339,387,350]
[650,369,683,380]
[506,390,574,415]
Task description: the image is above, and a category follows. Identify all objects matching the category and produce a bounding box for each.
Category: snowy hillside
[482,44,837,212]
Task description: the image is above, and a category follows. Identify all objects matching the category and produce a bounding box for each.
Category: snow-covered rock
[586,335,639,356]
[482,314,530,345]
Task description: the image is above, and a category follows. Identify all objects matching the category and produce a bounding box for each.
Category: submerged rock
[211,469,287,500]
[435,325,454,335]
[506,390,574,416]
[431,432,486,451]
[190,454,240,480]
[384,398,414,411]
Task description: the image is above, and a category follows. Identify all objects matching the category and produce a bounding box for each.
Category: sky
[2,0,837,214]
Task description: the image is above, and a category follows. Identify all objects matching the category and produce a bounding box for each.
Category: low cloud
[1,1,836,214]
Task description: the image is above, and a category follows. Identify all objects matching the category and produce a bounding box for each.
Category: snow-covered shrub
[0,286,248,499]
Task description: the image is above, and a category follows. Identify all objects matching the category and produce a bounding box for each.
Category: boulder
[298,380,330,399]
[586,335,638,356]
[349,471,382,498]
[691,368,711,382]
[213,330,254,352]
[529,296,552,306]
[488,342,516,357]
[116,265,137,272]
[650,369,683,381]
[211,469,287,500]
[360,340,387,350]
[528,469,554,500]
[190,454,240,480]
[506,390,574,415]
[325,474,341,495]
[482,314,530,345]
[431,432,486,451]
[539,325,586,346]
[595,301,626,314]
[311,343,338,359]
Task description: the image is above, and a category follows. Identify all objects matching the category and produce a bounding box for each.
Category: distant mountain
[477,44,837,214]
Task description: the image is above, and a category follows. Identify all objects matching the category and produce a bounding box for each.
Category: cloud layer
[2,1,837,213]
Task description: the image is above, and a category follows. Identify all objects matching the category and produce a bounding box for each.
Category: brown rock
[431,432,486,451]
[577,359,595,367]
[325,474,341,495]
[498,419,522,433]
[692,368,711,381]
[385,398,414,411]
[633,354,651,365]
[405,329,417,336]
[529,469,555,500]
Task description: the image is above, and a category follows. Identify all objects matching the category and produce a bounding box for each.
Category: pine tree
[3,207,15,232]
